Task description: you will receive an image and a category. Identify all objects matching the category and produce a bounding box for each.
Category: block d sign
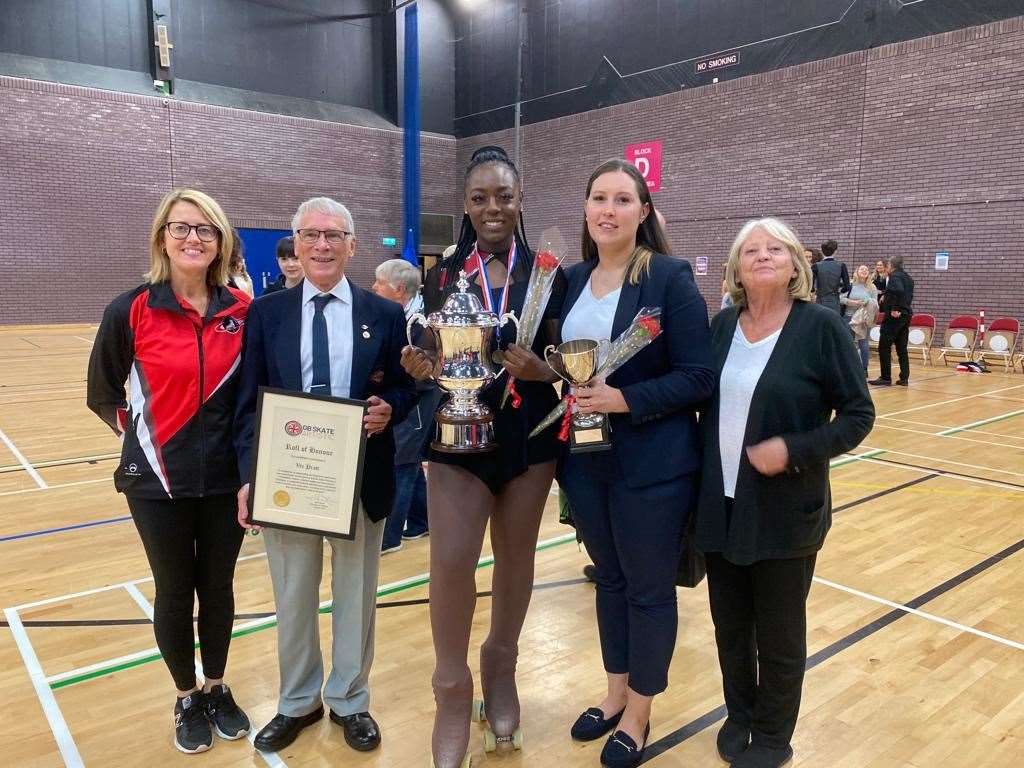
[696,51,740,74]
[625,140,663,193]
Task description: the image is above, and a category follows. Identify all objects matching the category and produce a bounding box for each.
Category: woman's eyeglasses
[165,222,220,242]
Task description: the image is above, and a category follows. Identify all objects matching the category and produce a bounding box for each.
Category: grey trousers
[263,510,385,717]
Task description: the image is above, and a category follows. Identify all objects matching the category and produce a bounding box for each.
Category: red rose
[638,316,662,338]
[535,250,559,272]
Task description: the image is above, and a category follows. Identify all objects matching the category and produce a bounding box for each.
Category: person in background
[263,235,304,294]
[696,217,874,768]
[721,262,734,311]
[87,188,252,754]
[228,230,254,297]
[372,258,438,553]
[870,255,915,387]
[871,259,887,301]
[842,265,879,376]
[559,159,715,768]
[811,240,849,314]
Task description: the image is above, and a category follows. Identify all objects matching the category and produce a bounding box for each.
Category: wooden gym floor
[0,324,1021,767]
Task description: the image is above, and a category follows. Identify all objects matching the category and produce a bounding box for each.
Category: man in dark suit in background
[812,239,850,314]
[234,197,414,754]
[870,255,915,386]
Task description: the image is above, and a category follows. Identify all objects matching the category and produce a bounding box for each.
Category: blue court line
[0,516,131,543]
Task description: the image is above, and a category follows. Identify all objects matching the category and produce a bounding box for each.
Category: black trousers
[560,451,694,696]
[878,315,910,382]
[127,494,245,692]
[705,551,817,750]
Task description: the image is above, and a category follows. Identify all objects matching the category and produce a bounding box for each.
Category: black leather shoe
[599,723,650,768]
[868,377,892,386]
[570,706,624,741]
[716,718,750,763]
[329,710,381,752]
[731,743,794,767]
[253,706,323,752]
[896,379,909,386]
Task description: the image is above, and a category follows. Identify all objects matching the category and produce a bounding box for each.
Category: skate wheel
[471,699,485,723]
[483,728,497,753]
[511,728,523,750]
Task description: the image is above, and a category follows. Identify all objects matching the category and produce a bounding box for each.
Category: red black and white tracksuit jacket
[87,282,251,499]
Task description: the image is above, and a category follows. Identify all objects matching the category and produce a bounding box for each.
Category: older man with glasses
[234,197,414,754]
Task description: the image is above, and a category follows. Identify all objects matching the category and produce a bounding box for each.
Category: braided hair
[436,146,532,294]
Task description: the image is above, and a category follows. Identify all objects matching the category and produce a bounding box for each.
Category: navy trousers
[560,450,694,696]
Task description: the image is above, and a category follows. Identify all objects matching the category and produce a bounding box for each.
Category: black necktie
[311,294,333,394]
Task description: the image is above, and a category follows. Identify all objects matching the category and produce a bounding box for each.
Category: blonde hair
[147,189,234,285]
[724,217,812,307]
[853,264,871,285]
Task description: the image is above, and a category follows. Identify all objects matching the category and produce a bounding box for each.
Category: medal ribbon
[468,239,517,316]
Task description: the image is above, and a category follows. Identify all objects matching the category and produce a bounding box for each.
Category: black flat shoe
[868,377,892,386]
[329,710,381,752]
[253,706,323,751]
[731,743,794,767]
[599,723,650,768]
[570,706,624,741]
[717,718,750,763]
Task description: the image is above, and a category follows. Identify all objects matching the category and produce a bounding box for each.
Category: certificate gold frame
[248,387,368,540]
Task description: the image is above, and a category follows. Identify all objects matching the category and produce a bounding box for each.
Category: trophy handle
[543,344,571,385]
[406,312,427,347]
[499,309,520,333]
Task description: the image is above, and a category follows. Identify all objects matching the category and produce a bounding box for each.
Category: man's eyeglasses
[296,228,351,245]
[165,221,220,242]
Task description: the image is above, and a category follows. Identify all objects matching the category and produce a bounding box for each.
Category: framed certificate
[248,387,368,539]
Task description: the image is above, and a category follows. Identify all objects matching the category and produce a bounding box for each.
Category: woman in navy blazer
[557,160,715,768]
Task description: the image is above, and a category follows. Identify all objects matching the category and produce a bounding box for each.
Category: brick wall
[3,16,1023,331]
[458,17,1024,333]
[0,78,458,324]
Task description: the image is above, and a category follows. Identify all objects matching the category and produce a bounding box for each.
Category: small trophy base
[433,411,498,453]
[570,421,611,454]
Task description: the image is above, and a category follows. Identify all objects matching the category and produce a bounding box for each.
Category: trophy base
[570,420,611,454]
[433,411,497,453]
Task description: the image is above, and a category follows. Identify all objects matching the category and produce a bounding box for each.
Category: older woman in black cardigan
[695,217,874,768]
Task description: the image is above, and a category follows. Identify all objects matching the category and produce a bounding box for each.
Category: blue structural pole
[401,3,420,266]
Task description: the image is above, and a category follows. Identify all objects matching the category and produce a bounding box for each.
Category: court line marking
[73,336,94,345]
[0,515,132,543]
[0,477,109,497]
[4,608,84,767]
[870,422,1024,452]
[0,452,119,474]
[847,454,1024,494]
[123,583,154,621]
[12,552,269,612]
[0,426,47,488]
[855,445,1024,479]
[813,576,1024,652]
[877,383,1024,418]
[29,533,579,688]
[878,414,1024,441]
[937,407,1024,436]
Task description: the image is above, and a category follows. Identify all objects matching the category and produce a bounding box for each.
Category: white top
[300,277,354,398]
[718,322,782,498]
[233,272,254,298]
[562,276,622,351]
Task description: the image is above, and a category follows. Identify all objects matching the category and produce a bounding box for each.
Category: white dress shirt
[718,323,781,498]
[300,277,354,399]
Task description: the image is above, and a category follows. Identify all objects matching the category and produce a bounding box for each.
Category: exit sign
[382,236,398,247]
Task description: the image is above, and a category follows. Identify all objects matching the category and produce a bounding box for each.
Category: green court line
[48,533,578,691]
[937,407,1024,436]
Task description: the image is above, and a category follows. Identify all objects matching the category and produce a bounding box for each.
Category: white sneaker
[381,543,403,555]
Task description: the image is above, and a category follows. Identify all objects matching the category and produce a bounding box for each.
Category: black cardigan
[694,300,875,565]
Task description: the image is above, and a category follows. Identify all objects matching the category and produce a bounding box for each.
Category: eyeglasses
[296,228,351,245]
[165,221,220,242]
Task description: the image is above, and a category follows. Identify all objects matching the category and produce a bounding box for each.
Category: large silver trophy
[407,272,518,453]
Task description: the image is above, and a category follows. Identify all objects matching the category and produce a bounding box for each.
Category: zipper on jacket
[195,323,207,497]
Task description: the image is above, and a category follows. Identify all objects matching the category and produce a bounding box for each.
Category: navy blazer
[234,281,415,523]
[557,253,716,488]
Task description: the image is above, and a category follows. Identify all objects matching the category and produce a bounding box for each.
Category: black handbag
[676,513,706,588]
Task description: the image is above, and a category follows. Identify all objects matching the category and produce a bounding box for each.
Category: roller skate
[430,671,474,768]
[474,641,523,753]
